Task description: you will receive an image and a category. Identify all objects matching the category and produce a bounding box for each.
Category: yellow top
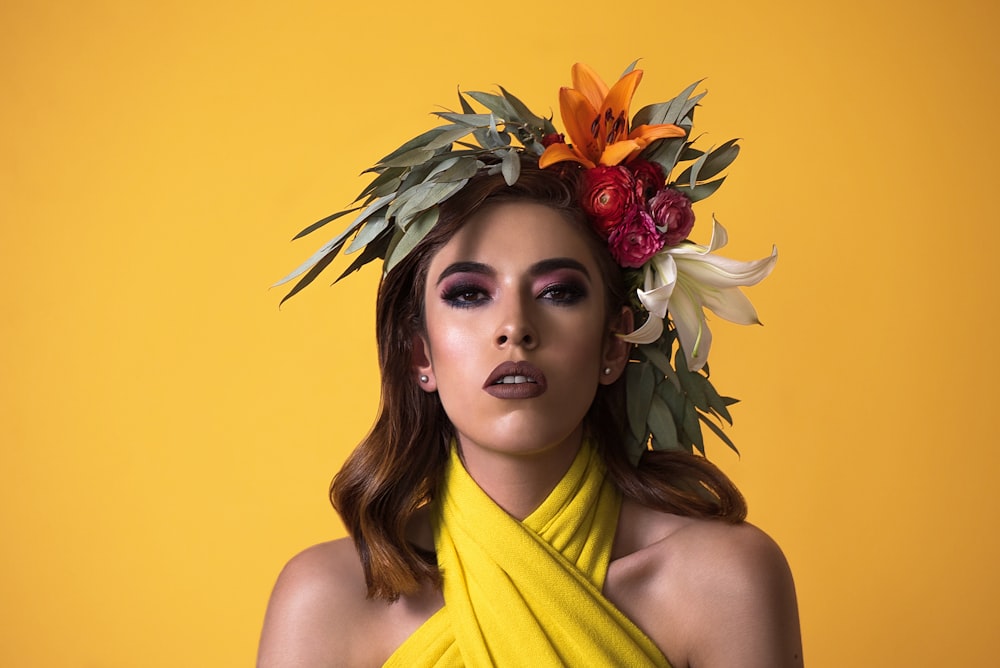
[384,441,671,667]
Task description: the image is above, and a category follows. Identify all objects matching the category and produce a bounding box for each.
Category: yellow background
[2,0,997,665]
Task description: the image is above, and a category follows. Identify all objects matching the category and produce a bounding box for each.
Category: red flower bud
[541,133,565,147]
[648,188,695,246]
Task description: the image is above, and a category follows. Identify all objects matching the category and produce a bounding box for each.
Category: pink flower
[579,165,637,237]
[629,159,665,199]
[607,207,665,268]
[648,188,695,246]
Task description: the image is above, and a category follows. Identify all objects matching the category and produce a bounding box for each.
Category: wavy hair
[331,163,746,601]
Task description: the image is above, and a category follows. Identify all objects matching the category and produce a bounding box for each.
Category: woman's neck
[454,429,584,521]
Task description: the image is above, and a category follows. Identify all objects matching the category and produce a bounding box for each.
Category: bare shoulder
[257,538,375,667]
[607,500,803,668]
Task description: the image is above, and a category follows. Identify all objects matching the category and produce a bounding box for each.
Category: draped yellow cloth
[384,442,671,667]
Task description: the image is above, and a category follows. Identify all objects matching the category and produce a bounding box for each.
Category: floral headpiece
[277,62,777,463]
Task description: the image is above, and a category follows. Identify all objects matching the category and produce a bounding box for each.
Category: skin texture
[258,203,803,667]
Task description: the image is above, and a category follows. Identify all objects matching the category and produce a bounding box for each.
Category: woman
[260,64,802,667]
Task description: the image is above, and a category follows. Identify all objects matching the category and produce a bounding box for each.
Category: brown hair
[331,162,746,601]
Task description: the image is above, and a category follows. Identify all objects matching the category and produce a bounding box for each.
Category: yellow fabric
[384,442,671,667]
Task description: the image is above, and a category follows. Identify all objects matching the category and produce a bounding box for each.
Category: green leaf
[626,362,655,442]
[632,80,704,127]
[682,400,705,455]
[620,59,640,77]
[642,136,687,177]
[430,156,482,183]
[624,431,648,467]
[698,412,740,455]
[424,125,476,151]
[344,215,389,254]
[671,177,726,203]
[355,167,406,202]
[291,205,362,241]
[390,179,467,229]
[336,231,392,282]
[648,394,680,452]
[275,194,393,287]
[676,139,740,185]
[278,245,339,306]
[380,146,436,168]
[701,378,734,425]
[638,343,680,391]
[376,126,454,164]
[465,91,516,120]
[500,148,520,185]
[433,111,496,127]
[498,86,547,129]
[383,207,439,274]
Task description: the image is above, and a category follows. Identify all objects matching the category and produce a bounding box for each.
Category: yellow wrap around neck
[384,441,671,667]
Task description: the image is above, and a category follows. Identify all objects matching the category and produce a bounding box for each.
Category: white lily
[622,217,778,372]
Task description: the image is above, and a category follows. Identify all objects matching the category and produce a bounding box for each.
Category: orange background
[2,1,998,665]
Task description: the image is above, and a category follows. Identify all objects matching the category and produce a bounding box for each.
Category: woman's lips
[483,361,547,399]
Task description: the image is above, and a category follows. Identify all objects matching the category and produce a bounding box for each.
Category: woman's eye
[540,283,586,305]
[442,285,490,307]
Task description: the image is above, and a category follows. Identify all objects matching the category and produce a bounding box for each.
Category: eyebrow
[435,257,592,286]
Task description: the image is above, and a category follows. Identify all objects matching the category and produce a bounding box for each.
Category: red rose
[648,188,695,246]
[607,207,665,268]
[580,166,637,237]
[629,159,665,199]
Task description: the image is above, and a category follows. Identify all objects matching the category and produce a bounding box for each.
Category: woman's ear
[411,334,437,392]
[600,306,634,385]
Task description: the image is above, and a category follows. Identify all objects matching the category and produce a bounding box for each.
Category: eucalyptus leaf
[424,125,477,151]
[701,378,734,425]
[638,343,680,391]
[642,136,687,177]
[392,179,466,229]
[278,244,340,306]
[376,126,455,164]
[344,215,389,254]
[380,146,436,168]
[434,112,496,128]
[275,194,393,287]
[698,412,739,455]
[624,432,648,467]
[632,80,704,127]
[682,400,704,455]
[336,231,393,282]
[648,395,680,452]
[291,205,362,241]
[626,362,656,442]
[498,86,547,129]
[676,139,739,185]
[672,177,726,203]
[356,166,406,202]
[430,156,482,183]
[465,91,516,121]
[383,207,439,274]
[500,149,520,185]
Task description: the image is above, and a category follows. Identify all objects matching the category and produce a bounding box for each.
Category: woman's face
[418,201,622,462]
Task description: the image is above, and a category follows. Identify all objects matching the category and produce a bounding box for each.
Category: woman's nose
[494,294,538,349]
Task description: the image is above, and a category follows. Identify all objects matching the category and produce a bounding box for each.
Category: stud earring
[419,374,429,383]
[603,367,612,376]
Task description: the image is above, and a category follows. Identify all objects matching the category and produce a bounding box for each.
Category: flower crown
[277,62,777,463]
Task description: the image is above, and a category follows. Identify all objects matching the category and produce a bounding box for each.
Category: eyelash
[440,282,587,308]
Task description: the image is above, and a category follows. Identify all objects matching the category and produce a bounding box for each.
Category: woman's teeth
[496,375,535,384]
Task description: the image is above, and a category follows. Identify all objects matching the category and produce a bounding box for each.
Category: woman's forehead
[429,201,598,270]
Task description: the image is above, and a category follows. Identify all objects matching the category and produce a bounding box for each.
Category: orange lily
[539,63,686,169]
